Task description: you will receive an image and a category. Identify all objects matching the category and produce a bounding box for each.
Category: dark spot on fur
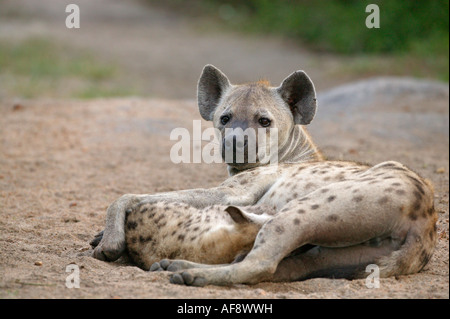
[415,183,425,196]
[379,162,397,168]
[321,188,330,193]
[327,214,338,222]
[311,204,319,210]
[396,189,406,195]
[154,215,165,224]
[392,182,401,186]
[419,249,432,268]
[140,207,148,214]
[159,221,167,227]
[378,196,389,205]
[353,195,364,202]
[297,209,305,214]
[323,176,331,181]
[327,195,336,202]
[305,182,316,190]
[407,175,422,186]
[275,225,285,233]
[407,208,417,220]
[297,166,306,173]
[391,166,408,172]
[177,234,185,241]
[413,190,422,201]
[293,218,300,225]
[384,187,394,192]
[126,221,138,230]
[383,176,394,180]
[352,189,359,193]
[429,228,436,241]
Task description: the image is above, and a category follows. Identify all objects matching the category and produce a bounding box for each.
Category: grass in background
[0,37,137,99]
[155,0,449,81]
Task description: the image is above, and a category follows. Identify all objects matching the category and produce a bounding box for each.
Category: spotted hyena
[91,65,437,286]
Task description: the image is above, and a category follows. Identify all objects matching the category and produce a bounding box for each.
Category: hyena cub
[124,203,276,270]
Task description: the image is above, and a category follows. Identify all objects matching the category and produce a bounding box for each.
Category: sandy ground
[0,82,448,299]
[0,0,448,299]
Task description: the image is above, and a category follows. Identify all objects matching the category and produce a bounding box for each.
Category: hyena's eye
[220,115,230,125]
[258,117,271,127]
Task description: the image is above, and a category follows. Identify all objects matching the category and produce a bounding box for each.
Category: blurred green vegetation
[0,37,136,99]
[157,0,449,81]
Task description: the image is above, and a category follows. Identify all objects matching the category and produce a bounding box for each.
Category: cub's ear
[276,70,317,125]
[197,64,231,121]
[224,206,271,225]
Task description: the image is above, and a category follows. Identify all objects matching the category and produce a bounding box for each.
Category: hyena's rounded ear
[276,70,317,125]
[197,64,231,121]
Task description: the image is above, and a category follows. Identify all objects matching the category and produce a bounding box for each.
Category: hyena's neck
[277,125,323,164]
[227,126,323,176]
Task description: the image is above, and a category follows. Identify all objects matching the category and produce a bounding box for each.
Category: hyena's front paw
[89,230,104,248]
[92,194,138,262]
[150,259,203,272]
[92,238,125,261]
[170,271,209,287]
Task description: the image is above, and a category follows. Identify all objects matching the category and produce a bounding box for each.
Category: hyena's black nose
[224,135,248,152]
[223,134,250,164]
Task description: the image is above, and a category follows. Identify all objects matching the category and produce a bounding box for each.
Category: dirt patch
[0,85,448,298]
